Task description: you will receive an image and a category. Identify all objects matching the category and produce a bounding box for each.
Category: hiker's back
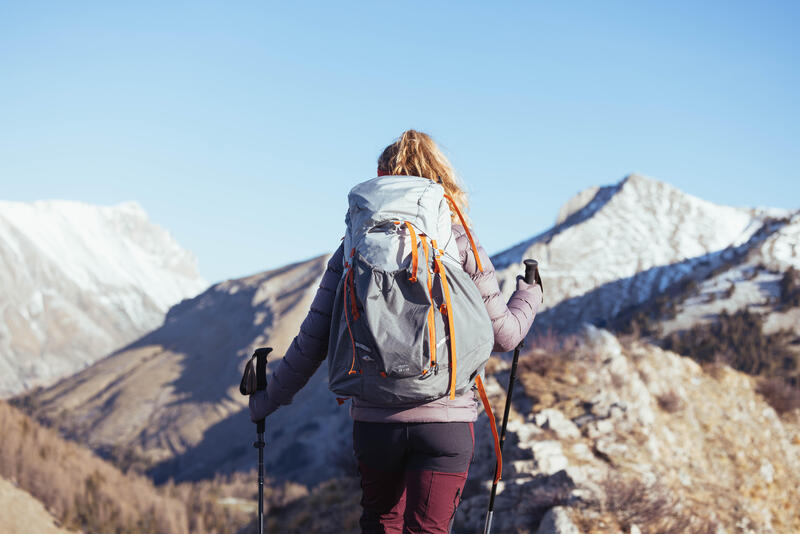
[328,175,494,404]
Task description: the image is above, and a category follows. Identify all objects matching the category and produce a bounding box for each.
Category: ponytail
[377,130,469,219]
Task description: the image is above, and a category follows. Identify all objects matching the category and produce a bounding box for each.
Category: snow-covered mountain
[0,200,207,397]
[492,173,795,331]
[19,174,800,488]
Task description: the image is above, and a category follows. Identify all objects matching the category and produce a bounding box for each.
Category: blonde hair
[377,130,469,217]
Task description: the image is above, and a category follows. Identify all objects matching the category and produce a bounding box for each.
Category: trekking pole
[484,259,539,534]
[239,347,271,534]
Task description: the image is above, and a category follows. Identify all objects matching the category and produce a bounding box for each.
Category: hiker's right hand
[249,390,278,422]
[516,275,543,303]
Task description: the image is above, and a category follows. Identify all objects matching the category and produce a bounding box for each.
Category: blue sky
[1,1,798,283]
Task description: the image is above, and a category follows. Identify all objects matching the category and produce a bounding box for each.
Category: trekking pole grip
[253,347,272,434]
[523,259,538,285]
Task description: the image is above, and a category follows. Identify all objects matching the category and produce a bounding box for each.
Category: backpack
[327,175,495,404]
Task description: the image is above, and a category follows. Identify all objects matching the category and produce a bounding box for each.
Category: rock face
[454,326,800,533]
[0,200,206,397]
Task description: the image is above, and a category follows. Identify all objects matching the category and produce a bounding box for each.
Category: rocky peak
[0,199,207,397]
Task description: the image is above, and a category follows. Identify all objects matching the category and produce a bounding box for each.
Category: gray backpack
[327,175,494,404]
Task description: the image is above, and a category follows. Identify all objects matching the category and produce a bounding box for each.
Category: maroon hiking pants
[353,421,474,534]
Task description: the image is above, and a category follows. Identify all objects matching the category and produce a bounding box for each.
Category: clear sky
[1,1,798,283]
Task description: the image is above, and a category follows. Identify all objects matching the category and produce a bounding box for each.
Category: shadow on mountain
[146,408,262,483]
[148,365,352,486]
[118,255,328,407]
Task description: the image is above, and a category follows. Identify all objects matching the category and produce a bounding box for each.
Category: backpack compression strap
[475,374,503,484]
[432,240,458,400]
[344,248,360,376]
[403,221,419,282]
[420,237,437,373]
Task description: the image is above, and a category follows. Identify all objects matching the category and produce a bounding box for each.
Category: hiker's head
[377,130,469,213]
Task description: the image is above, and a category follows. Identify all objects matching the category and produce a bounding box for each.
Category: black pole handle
[523,259,538,285]
[253,347,272,433]
[254,347,271,392]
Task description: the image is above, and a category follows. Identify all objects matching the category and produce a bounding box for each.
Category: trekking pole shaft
[484,341,522,534]
[258,429,264,534]
[484,260,538,534]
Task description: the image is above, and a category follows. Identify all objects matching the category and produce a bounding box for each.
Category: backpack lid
[344,175,459,264]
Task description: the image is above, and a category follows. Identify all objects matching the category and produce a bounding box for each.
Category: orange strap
[347,249,360,320]
[475,375,502,484]
[444,194,483,272]
[420,238,437,369]
[432,240,457,400]
[347,267,360,320]
[343,260,358,375]
[404,221,419,282]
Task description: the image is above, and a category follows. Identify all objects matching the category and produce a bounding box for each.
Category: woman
[250,130,542,533]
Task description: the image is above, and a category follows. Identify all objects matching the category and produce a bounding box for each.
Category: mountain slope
[21,174,799,491]
[0,397,275,534]
[0,200,207,397]
[24,254,335,484]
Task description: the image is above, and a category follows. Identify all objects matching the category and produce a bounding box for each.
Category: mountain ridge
[0,199,207,397]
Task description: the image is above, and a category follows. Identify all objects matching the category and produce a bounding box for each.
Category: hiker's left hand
[249,390,278,422]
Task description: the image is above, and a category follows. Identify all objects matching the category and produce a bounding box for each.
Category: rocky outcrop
[454,326,800,533]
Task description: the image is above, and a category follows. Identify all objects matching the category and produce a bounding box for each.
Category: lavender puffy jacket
[250,224,543,422]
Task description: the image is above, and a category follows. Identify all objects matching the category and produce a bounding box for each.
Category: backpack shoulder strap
[444,194,483,272]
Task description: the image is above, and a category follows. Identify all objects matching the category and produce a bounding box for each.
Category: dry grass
[599,472,712,534]
[756,377,800,414]
[519,330,582,376]
[0,400,302,534]
[249,478,361,534]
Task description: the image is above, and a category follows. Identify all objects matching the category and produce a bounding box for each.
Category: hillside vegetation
[0,400,306,534]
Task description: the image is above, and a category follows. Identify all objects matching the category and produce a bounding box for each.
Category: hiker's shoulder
[451,223,467,242]
[326,243,345,271]
[451,224,483,249]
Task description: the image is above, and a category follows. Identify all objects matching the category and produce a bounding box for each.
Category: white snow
[0,200,203,310]
[0,199,207,397]
[491,174,775,324]
[756,213,800,271]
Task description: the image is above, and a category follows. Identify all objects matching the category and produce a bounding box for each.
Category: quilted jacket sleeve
[251,244,344,419]
[452,224,543,353]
